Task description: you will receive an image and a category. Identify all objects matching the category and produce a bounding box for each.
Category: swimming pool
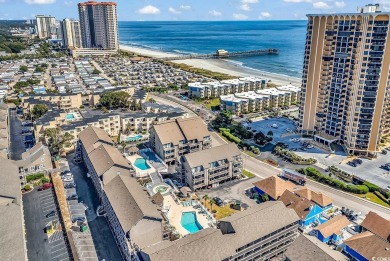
[134,158,151,170]
[143,150,160,162]
[66,114,75,120]
[181,211,203,234]
[127,135,142,141]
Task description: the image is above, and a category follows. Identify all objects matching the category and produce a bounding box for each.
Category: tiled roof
[344,231,390,260]
[314,215,350,239]
[361,211,390,242]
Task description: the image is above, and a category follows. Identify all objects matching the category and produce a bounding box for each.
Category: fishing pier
[159,49,279,61]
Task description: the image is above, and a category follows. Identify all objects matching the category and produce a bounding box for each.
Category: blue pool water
[143,150,160,162]
[127,135,142,141]
[134,158,150,170]
[66,114,75,120]
[181,212,203,234]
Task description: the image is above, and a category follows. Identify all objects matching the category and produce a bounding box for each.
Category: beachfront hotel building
[188,77,267,99]
[35,15,57,39]
[61,19,83,48]
[220,85,301,115]
[298,4,390,156]
[179,143,243,190]
[78,1,119,50]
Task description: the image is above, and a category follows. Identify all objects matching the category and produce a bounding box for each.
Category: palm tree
[202,194,209,208]
[210,199,216,212]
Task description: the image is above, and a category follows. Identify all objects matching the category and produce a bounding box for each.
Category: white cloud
[137,5,160,15]
[241,0,258,3]
[259,12,272,18]
[313,1,330,9]
[233,13,248,20]
[169,7,181,14]
[64,1,73,7]
[334,1,346,8]
[284,0,311,3]
[179,5,191,11]
[25,0,55,4]
[240,4,251,11]
[209,10,222,16]
[377,0,390,11]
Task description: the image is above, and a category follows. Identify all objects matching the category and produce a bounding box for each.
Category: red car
[38,183,53,191]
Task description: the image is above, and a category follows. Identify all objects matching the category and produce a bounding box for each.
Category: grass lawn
[243,169,256,178]
[201,199,238,220]
[204,98,220,110]
[243,151,256,158]
[356,192,390,208]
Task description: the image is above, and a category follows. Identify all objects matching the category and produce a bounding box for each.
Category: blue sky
[0,0,388,21]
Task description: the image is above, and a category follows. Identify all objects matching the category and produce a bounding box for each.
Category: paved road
[154,94,390,219]
[210,131,390,219]
[8,108,25,160]
[23,188,71,261]
[66,154,122,261]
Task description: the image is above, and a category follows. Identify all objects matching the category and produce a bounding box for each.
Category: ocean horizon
[118,20,307,78]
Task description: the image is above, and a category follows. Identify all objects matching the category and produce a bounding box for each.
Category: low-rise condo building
[61,113,121,142]
[15,142,52,178]
[188,77,267,99]
[120,111,187,135]
[22,93,83,110]
[150,117,211,165]
[220,86,301,115]
[0,157,28,261]
[179,143,243,190]
[140,201,300,261]
[78,127,155,261]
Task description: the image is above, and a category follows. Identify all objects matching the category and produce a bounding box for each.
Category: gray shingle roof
[78,126,114,154]
[183,143,241,169]
[0,157,27,261]
[104,175,162,233]
[141,201,299,261]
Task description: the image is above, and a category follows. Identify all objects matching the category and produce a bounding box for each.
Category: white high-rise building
[78,1,118,50]
[35,15,57,39]
[61,19,83,48]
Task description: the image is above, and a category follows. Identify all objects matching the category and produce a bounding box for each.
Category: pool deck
[163,195,211,237]
[126,155,157,177]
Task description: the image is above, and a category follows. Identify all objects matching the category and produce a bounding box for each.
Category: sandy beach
[119,44,301,86]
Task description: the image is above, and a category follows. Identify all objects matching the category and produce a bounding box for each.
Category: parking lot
[244,117,390,188]
[197,177,262,209]
[63,154,122,261]
[23,187,70,261]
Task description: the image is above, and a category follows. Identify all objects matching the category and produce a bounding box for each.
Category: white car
[63,177,74,182]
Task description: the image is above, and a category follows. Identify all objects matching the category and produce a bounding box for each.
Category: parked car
[38,183,53,191]
[213,197,224,207]
[46,211,56,218]
[72,216,86,223]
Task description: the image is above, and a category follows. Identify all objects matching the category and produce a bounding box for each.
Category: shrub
[212,210,217,214]
[374,191,390,204]
[24,184,32,191]
[26,173,45,182]
[41,177,50,184]
[362,181,379,192]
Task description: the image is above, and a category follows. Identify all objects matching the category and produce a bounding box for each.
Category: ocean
[118,20,307,78]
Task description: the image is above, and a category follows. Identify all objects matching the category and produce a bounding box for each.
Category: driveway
[197,177,262,209]
[23,188,70,261]
[9,108,25,160]
[66,154,122,261]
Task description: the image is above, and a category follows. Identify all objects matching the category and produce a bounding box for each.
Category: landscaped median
[274,146,317,165]
[297,167,390,208]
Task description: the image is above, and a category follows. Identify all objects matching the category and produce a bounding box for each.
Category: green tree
[34,66,44,73]
[92,69,101,75]
[202,194,209,207]
[19,65,28,72]
[267,130,273,136]
[32,104,48,119]
[148,98,156,103]
[100,91,130,109]
[44,128,73,156]
[209,199,216,213]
